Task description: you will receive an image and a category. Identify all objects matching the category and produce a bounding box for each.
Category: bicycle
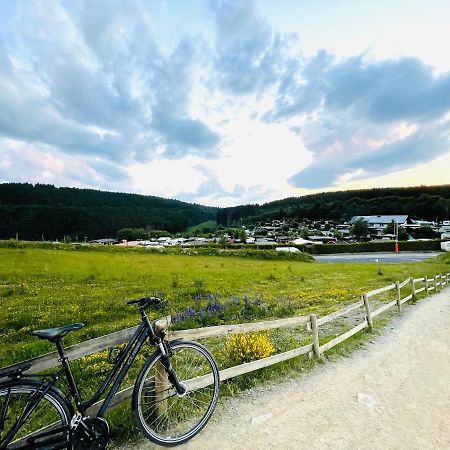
[0,297,220,449]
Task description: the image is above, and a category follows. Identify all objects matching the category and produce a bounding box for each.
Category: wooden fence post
[310,314,320,358]
[435,275,439,291]
[424,275,429,295]
[396,281,402,313]
[362,293,373,331]
[410,277,416,301]
[154,361,169,418]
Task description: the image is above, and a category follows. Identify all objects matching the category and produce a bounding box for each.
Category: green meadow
[1,245,449,445]
[1,245,449,367]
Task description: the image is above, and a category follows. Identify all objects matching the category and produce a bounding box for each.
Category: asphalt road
[314,251,441,263]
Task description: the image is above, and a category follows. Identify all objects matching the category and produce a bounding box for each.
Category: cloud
[1,0,450,205]
[347,122,450,173]
[88,159,130,182]
[176,164,272,206]
[153,112,220,158]
[289,122,450,188]
[0,139,129,191]
[324,56,450,123]
[0,0,220,168]
[268,53,450,124]
[0,71,124,157]
[211,0,292,95]
[265,50,334,121]
[148,38,221,158]
[263,51,450,189]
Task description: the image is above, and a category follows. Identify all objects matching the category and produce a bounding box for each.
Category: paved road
[315,251,441,263]
[118,287,450,450]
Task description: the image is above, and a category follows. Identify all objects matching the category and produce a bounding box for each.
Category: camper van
[441,232,450,251]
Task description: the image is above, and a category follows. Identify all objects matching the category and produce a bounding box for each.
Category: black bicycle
[0,297,220,449]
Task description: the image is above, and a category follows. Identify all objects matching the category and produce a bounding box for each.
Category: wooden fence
[3,272,450,414]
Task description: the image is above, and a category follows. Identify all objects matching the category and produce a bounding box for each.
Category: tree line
[0,183,216,241]
[217,185,450,226]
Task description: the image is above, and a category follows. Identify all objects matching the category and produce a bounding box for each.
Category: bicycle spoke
[134,341,219,445]
[0,383,70,448]
[0,387,12,432]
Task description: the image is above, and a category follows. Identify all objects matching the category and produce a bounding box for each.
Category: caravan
[441,232,450,251]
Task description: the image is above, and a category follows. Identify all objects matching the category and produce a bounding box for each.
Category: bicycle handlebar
[126,296,163,309]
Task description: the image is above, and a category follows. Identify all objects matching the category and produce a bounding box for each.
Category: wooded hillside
[217,185,450,226]
[0,183,216,240]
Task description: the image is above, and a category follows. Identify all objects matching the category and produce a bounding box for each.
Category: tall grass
[1,246,448,446]
[1,246,448,366]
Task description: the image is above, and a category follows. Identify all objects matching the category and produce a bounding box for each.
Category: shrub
[220,333,275,367]
[309,239,442,254]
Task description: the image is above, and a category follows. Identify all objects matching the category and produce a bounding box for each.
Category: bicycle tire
[0,379,73,450]
[132,340,220,446]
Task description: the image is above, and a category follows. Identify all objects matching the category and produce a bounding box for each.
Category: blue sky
[0,0,449,206]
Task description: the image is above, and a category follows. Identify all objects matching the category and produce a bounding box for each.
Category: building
[350,215,410,236]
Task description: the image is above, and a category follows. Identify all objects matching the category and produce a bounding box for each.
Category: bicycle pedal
[70,412,82,430]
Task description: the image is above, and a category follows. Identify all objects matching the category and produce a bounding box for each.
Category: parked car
[275,247,300,253]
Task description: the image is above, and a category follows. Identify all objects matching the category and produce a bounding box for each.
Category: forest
[0,183,216,240]
[217,185,450,226]
[2,183,450,241]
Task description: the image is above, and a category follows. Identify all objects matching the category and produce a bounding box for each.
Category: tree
[300,227,310,238]
[350,218,369,239]
[414,226,439,239]
[383,221,408,241]
[331,228,342,239]
[117,228,134,241]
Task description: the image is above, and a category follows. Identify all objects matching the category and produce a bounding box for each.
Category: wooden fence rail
[3,271,450,414]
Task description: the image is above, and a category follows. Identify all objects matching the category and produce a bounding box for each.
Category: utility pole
[394,220,399,253]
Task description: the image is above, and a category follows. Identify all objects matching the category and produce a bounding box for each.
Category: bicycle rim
[134,341,219,446]
[0,383,70,450]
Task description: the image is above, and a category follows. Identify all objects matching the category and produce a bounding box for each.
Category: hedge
[0,239,442,256]
[309,239,442,254]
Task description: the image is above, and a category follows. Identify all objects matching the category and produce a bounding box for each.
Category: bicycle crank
[73,417,109,450]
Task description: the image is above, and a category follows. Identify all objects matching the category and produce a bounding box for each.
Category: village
[93,215,450,251]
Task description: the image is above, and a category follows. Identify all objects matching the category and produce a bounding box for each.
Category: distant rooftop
[350,215,409,225]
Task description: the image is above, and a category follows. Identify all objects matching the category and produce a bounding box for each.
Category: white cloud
[1,0,449,207]
[128,156,207,199]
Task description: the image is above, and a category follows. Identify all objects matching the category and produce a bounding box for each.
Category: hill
[0,183,216,240]
[217,185,450,226]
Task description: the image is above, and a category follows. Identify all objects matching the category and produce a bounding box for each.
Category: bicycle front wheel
[132,340,220,446]
[0,380,72,450]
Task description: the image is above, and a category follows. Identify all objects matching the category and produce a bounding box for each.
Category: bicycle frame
[80,320,153,416]
[2,307,166,448]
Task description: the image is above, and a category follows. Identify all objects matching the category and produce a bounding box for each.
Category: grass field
[1,246,449,366]
[1,246,449,445]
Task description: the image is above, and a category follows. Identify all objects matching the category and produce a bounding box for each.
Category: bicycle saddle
[32,323,85,341]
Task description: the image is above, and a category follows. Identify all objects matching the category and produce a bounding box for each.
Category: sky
[0,0,449,207]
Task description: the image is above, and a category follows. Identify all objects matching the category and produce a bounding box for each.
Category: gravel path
[118,287,450,450]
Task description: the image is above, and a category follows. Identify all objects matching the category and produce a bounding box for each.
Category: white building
[350,215,409,235]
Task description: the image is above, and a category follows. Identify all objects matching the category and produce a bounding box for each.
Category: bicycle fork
[157,341,187,397]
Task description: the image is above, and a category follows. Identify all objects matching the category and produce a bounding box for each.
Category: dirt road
[120,287,450,450]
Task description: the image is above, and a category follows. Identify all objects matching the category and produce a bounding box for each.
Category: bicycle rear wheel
[0,380,72,450]
[132,340,220,446]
